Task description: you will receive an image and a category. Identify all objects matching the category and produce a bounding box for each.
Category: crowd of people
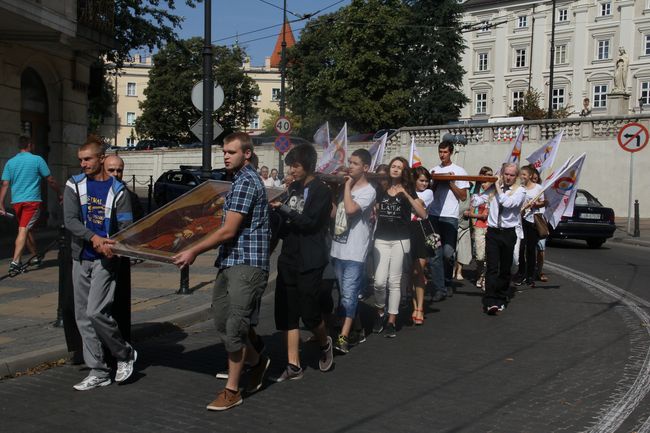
[0,132,550,412]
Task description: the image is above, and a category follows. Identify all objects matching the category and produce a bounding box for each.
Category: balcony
[76,0,115,49]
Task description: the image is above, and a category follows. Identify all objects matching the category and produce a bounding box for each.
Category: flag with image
[503,126,525,166]
[408,136,423,168]
[313,122,330,149]
[317,123,347,174]
[369,132,387,171]
[525,130,564,175]
[542,155,573,189]
[542,153,586,229]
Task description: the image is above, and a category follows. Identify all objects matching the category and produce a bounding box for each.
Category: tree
[287,0,412,135]
[404,0,469,125]
[136,38,260,143]
[510,89,547,120]
[260,109,303,136]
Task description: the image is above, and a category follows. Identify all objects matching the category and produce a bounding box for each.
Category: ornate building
[459,0,650,119]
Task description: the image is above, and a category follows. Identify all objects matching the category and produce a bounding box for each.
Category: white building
[459,0,650,120]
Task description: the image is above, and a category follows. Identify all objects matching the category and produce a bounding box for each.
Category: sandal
[413,308,424,325]
[539,273,548,282]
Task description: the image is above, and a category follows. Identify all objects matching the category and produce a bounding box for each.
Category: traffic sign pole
[628,152,634,235]
[201,0,213,178]
[618,122,648,234]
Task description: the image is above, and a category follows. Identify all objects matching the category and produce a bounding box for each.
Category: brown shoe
[245,355,270,394]
[539,273,549,282]
[206,388,242,411]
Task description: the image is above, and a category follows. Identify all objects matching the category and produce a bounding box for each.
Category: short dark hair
[439,140,454,154]
[18,136,31,150]
[412,166,431,182]
[224,132,254,156]
[351,148,371,167]
[375,163,389,174]
[80,134,105,157]
[250,152,259,169]
[284,143,317,174]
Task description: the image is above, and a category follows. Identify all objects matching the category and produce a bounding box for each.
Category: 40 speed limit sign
[274,116,292,135]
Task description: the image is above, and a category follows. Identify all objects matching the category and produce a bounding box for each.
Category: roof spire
[270,19,296,68]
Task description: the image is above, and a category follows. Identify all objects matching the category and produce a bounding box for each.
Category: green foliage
[136,38,260,143]
[287,0,468,133]
[510,89,547,120]
[107,1,201,69]
[88,63,115,134]
[260,109,303,136]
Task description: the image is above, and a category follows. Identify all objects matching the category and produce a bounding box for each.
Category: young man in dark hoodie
[270,143,334,381]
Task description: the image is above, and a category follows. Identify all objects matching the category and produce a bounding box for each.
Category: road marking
[547,261,650,433]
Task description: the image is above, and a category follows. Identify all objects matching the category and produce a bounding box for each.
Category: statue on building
[613,47,629,94]
[579,97,591,117]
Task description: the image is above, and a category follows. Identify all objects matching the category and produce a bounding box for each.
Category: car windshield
[576,190,602,207]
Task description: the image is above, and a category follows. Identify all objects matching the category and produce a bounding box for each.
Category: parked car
[250,135,312,147]
[153,168,228,207]
[548,189,616,248]
[134,139,178,151]
[372,129,397,141]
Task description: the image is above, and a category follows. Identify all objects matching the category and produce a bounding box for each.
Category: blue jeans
[333,258,365,319]
[427,216,459,294]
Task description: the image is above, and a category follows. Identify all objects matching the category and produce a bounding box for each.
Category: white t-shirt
[522,183,544,223]
[263,177,276,187]
[428,162,469,219]
[412,189,433,221]
[330,183,376,262]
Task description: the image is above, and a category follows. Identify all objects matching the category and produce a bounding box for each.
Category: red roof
[270,20,296,68]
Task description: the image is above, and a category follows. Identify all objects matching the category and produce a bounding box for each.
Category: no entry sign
[618,122,649,153]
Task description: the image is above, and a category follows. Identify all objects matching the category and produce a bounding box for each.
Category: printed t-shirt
[428,162,469,219]
[331,183,376,262]
[374,189,412,241]
[81,178,113,260]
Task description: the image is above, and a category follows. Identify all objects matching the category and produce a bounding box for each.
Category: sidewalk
[0,240,256,377]
[612,217,650,247]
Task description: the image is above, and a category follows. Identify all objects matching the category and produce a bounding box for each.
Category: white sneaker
[115,349,137,383]
[73,375,111,391]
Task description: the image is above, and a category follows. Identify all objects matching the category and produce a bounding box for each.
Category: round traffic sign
[274,135,291,154]
[617,122,649,153]
[274,116,292,135]
[191,81,225,112]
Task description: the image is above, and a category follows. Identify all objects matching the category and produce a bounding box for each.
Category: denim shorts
[333,258,365,319]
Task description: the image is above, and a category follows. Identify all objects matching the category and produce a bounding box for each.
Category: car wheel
[586,239,605,249]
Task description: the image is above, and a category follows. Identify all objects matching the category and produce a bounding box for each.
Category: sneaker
[73,375,111,391]
[486,305,500,316]
[355,328,366,344]
[334,335,349,354]
[384,322,397,338]
[8,261,23,275]
[28,256,42,267]
[206,388,243,411]
[431,291,446,302]
[319,336,334,371]
[271,364,304,383]
[373,314,385,334]
[245,356,270,394]
[115,349,137,383]
[215,370,229,380]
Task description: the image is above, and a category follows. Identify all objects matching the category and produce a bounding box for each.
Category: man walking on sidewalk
[63,136,137,390]
[172,132,270,411]
[0,136,62,273]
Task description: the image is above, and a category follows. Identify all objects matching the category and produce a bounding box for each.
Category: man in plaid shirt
[173,132,270,411]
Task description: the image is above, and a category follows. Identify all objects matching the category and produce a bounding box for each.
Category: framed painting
[111,180,285,263]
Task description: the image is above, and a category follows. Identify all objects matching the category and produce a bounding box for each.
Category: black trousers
[518,220,539,280]
[484,227,517,307]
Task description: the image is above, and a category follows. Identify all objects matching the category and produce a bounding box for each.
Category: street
[1,240,649,433]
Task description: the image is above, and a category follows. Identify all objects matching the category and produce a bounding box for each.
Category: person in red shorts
[0,136,62,274]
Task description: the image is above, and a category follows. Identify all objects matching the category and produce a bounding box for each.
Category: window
[479,20,490,32]
[597,39,610,60]
[557,8,568,22]
[271,88,281,101]
[640,81,650,106]
[478,52,489,71]
[555,44,567,65]
[139,55,148,64]
[517,16,528,28]
[515,48,527,68]
[645,35,650,56]
[126,112,136,126]
[475,92,487,114]
[599,2,611,16]
[126,82,136,97]
[593,84,608,108]
[126,137,135,147]
[249,115,260,129]
[512,90,525,110]
[551,88,565,110]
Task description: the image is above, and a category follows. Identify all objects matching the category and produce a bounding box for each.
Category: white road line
[546,261,650,433]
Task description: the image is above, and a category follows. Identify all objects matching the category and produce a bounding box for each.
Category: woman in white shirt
[516,165,545,287]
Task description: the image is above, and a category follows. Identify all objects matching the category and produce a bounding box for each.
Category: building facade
[460,0,650,120]
[0,0,113,228]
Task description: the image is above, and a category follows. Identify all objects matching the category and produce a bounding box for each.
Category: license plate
[580,213,601,220]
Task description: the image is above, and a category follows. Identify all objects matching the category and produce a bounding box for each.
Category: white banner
[525,130,563,175]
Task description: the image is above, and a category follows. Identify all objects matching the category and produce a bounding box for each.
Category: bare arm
[0,181,8,214]
[172,211,244,268]
[46,176,63,202]
[449,181,468,201]
[343,177,361,216]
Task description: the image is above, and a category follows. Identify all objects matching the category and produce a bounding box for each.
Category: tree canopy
[287,0,468,135]
[136,38,260,142]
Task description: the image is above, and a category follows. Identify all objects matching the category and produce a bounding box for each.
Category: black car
[134,139,178,151]
[153,168,228,207]
[549,189,616,249]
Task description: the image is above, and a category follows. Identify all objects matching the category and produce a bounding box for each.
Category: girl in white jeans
[373,157,427,338]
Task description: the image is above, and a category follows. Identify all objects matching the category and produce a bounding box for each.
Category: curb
[611,237,650,248]
[0,303,212,378]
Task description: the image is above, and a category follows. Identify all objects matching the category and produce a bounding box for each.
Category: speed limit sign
[274,116,292,135]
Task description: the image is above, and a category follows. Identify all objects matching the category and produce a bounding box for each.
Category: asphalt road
[1,240,649,433]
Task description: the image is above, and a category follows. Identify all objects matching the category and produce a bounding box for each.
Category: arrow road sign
[617,122,649,153]
[190,117,224,143]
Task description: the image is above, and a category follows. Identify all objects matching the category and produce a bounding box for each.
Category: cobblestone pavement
[0,261,644,433]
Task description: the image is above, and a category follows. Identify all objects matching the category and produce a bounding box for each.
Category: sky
[164,0,351,65]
